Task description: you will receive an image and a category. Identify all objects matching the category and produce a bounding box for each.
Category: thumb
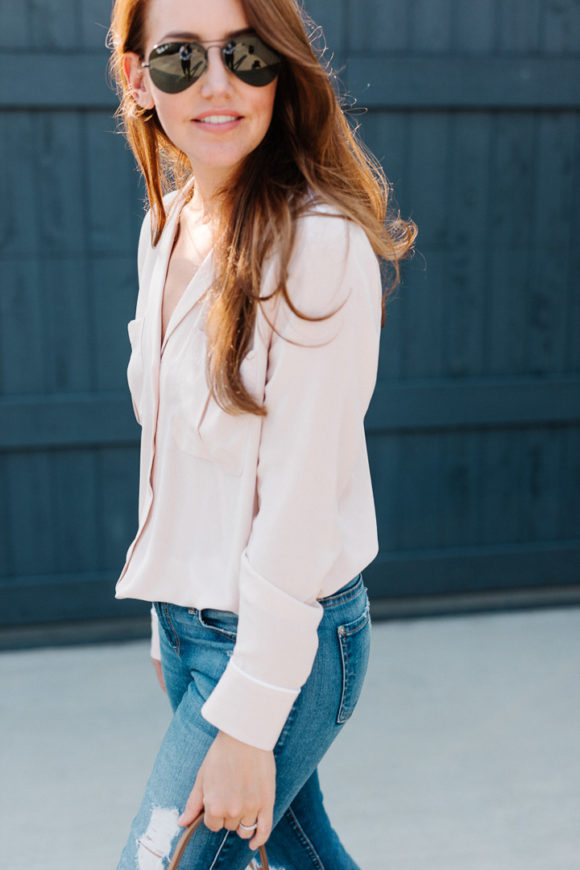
[178,775,204,827]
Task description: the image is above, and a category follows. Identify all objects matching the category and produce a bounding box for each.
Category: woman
[109,0,416,866]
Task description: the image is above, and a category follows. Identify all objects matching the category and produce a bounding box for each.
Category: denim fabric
[116,573,371,869]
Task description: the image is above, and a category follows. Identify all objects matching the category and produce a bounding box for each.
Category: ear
[123,51,155,110]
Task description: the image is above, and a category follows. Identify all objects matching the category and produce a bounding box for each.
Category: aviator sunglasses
[142,31,282,93]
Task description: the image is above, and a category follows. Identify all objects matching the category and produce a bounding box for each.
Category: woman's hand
[152,658,167,693]
[179,730,276,851]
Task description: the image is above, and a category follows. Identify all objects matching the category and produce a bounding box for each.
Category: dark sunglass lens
[148,43,206,93]
[225,35,281,86]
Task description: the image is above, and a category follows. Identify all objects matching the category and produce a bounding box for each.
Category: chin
[189,148,252,173]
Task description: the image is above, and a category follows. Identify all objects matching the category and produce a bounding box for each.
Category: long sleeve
[201,213,383,750]
[131,199,172,663]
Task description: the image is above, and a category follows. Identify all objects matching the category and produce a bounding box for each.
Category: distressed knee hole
[136,806,181,869]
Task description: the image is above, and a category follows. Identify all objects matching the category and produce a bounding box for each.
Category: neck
[189,166,235,223]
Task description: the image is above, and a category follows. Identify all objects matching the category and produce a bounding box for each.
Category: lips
[193,111,243,125]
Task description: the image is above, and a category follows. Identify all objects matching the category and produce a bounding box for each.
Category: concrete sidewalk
[1,606,579,870]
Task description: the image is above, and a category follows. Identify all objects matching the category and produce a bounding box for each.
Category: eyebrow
[158,27,254,42]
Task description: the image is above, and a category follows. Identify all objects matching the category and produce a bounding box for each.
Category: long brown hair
[108,0,417,417]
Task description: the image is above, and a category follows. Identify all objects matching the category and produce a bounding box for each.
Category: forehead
[145,0,250,46]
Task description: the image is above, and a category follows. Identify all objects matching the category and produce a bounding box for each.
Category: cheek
[150,97,184,139]
[251,85,277,134]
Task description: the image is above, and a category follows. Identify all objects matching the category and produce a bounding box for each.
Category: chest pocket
[171,324,260,476]
[127,317,145,425]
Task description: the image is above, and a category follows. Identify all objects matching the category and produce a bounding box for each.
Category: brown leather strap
[167,812,269,869]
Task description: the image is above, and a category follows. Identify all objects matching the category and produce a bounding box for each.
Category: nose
[199,44,234,99]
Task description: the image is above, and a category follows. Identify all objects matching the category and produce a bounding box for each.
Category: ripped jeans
[116,572,371,870]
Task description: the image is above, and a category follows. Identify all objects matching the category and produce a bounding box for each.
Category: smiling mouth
[194,114,243,125]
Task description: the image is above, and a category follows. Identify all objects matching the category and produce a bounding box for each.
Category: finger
[249,810,272,851]
[178,779,204,827]
[203,810,225,833]
[236,818,258,840]
[224,815,241,832]
[151,659,167,693]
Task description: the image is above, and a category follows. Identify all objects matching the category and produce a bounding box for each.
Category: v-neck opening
[159,182,214,356]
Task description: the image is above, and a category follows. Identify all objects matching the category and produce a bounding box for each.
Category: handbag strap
[167,812,270,869]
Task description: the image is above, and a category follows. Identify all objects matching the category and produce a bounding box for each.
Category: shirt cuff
[201,659,299,751]
[150,605,161,660]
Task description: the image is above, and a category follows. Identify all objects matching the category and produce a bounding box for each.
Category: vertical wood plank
[439,431,481,547]
[99,446,140,569]
[561,427,580,539]
[85,111,142,255]
[51,449,99,573]
[397,111,450,379]
[357,112,410,212]
[303,0,346,54]
[358,110,410,381]
[0,113,40,257]
[0,0,28,44]
[29,0,80,48]
[527,251,569,374]
[486,113,535,375]
[443,112,491,377]
[7,452,56,576]
[91,258,140,392]
[42,258,93,392]
[542,0,580,54]
[497,0,542,52]
[81,0,112,49]
[377,296,404,381]
[366,434,400,553]
[520,428,562,542]
[406,112,449,252]
[34,112,85,255]
[533,112,576,253]
[487,250,530,376]
[452,0,496,52]
[348,0,410,51]
[399,254,443,379]
[480,430,523,544]
[566,113,580,372]
[0,456,13,575]
[567,235,580,373]
[410,0,453,52]
[396,433,442,549]
[489,113,535,250]
[0,261,46,394]
[529,111,574,373]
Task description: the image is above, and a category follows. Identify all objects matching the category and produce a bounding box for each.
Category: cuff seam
[229,659,299,695]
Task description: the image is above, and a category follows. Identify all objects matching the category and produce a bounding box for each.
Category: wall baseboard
[369,585,580,621]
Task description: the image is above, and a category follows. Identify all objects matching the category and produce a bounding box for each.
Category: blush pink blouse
[115,184,383,751]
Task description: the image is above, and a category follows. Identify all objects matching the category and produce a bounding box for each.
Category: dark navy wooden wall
[0,0,579,636]
[340,0,580,605]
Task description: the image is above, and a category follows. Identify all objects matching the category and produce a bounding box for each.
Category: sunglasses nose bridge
[200,43,234,85]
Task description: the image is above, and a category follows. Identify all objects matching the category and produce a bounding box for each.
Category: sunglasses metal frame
[141,31,281,93]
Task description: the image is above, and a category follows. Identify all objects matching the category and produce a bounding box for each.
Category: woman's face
[127,0,278,193]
